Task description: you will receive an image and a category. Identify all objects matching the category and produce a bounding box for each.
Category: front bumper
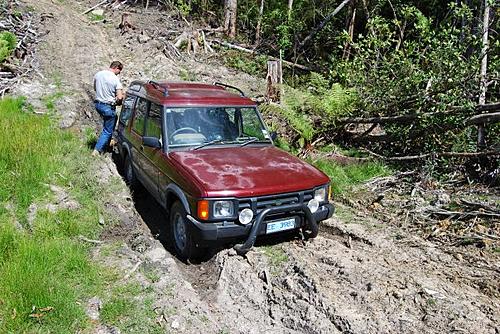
[187,202,334,252]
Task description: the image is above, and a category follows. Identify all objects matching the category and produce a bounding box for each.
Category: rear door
[129,97,148,186]
[141,102,163,200]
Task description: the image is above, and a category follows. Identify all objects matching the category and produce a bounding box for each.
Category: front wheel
[170,201,201,261]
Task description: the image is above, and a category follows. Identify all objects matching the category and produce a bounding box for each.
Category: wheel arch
[165,184,191,215]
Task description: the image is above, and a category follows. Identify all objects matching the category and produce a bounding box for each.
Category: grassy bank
[0,97,105,332]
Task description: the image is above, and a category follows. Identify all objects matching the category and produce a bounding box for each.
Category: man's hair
[110,61,123,70]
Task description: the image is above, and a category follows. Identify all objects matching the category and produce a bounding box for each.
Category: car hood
[169,145,329,197]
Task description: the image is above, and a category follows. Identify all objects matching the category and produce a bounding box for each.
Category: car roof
[128,81,256,106]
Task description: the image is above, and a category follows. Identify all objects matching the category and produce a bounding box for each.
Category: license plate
[266,218,296,234]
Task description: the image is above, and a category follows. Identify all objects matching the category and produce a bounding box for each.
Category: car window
[132,98,148,136]
[119,94,136,126]
[146,103,162,139]
[240,107,267,140]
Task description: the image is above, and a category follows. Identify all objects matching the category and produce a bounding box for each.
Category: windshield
[165,107,271,148]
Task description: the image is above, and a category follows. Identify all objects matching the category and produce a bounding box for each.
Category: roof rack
[213,82,245,97]
[148,80,168,96]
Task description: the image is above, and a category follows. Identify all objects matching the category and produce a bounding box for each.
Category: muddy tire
[124,154,139,190]
[170,201,201,261]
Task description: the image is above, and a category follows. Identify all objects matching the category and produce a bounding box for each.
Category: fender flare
[166,183,191,215]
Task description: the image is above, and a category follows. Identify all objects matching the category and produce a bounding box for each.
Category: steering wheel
[170,127,198,137]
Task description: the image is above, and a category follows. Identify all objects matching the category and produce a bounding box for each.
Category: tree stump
[266,60,282,103]
[119,12,135,35]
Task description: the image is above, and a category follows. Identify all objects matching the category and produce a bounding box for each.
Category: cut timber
[209,39,310,71]
[266,60,282,103]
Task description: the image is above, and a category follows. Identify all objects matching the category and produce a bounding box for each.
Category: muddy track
[18,0,500,333]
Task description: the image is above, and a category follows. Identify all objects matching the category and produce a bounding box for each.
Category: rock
[145,247,168,262]
[137,33,151,44]
[86,296,102,320]
[91,9,104,16]
[171,318,180,329]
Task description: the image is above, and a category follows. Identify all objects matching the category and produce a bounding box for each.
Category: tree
[223,0,238,39]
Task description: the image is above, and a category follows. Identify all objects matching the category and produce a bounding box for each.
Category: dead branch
[362,148,500,161]
[208,39,310,71]
[82,0,108,15]
[466,112,500,125]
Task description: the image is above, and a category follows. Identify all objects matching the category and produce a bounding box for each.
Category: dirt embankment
[16,0,500,333]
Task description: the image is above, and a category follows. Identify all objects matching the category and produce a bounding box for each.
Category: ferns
[260,74,358,148]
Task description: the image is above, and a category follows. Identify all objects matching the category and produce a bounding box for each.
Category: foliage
[332,3,499,154]
[0,31,16,62]
[222,50,268,76]
[260,74,357,148]
[311,159,391,195]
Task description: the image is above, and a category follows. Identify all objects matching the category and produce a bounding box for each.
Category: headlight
[314,187,327,202]
[307,199,319,213]
[213,200,234,218]
[239,208,253,225]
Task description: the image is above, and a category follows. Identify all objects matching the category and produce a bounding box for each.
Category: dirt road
[19,0,499,333]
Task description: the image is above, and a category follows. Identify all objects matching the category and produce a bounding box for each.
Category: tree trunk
[288,0,293,20]
[298,0,352,50]
[266,60,282,103]
[342,6,356,60]
[477,0,490,149]
[255,0,265,45]
[223,0,238,39]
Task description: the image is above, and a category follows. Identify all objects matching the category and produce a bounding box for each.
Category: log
[476,102,500,112]
[82,0,108,15]
[467,112,500,125]
[362,148,500,161]
[208,39,310,71]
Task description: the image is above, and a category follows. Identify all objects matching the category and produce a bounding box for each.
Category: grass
[312,158,391,195]
[0,96,119,332]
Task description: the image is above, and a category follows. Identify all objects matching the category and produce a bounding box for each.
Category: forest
[162,0,499,180]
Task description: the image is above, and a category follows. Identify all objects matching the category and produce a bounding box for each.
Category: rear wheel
[124,154,140,190]
[170,201,201,260]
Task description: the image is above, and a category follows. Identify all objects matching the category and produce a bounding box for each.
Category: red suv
[116,81,334,259]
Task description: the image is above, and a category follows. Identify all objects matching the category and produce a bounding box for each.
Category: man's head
[109,61,123,75]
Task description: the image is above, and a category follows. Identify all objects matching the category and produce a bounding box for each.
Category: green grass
[0,96,114,332]
[0,98,63,220]
[312,158,391,195]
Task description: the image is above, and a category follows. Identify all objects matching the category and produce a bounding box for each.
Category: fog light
[307,199,319,213]
[239,208,253,225]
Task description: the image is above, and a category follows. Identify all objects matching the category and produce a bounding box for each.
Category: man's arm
[116,89,124,105]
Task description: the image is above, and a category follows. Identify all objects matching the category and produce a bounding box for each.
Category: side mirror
[143,136,162,149]
[269,131,278,141]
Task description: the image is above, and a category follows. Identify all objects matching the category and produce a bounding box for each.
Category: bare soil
[17,1,499,333]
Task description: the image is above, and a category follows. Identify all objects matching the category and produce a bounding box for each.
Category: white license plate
[266,218,296,234]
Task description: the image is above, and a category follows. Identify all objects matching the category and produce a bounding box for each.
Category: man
[92,61,124,156]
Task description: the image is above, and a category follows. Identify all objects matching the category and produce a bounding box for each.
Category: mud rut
[18,0,500,333]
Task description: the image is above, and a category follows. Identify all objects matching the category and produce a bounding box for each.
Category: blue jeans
[94,101,117,152]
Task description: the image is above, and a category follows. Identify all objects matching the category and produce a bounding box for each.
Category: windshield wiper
[191,139,224,151]
[239,137,270,147]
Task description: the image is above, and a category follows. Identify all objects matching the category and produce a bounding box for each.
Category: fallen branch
[209,39,310,71]
[466,112,500,125]
[82,0,108,15]
[124,261,143,279]
[78,235,103,244]
[362,148,500,161]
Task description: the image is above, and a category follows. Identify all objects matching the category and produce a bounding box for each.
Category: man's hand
[115,89,124,105]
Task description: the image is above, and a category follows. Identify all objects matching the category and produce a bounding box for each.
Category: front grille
[237,190,314,219]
